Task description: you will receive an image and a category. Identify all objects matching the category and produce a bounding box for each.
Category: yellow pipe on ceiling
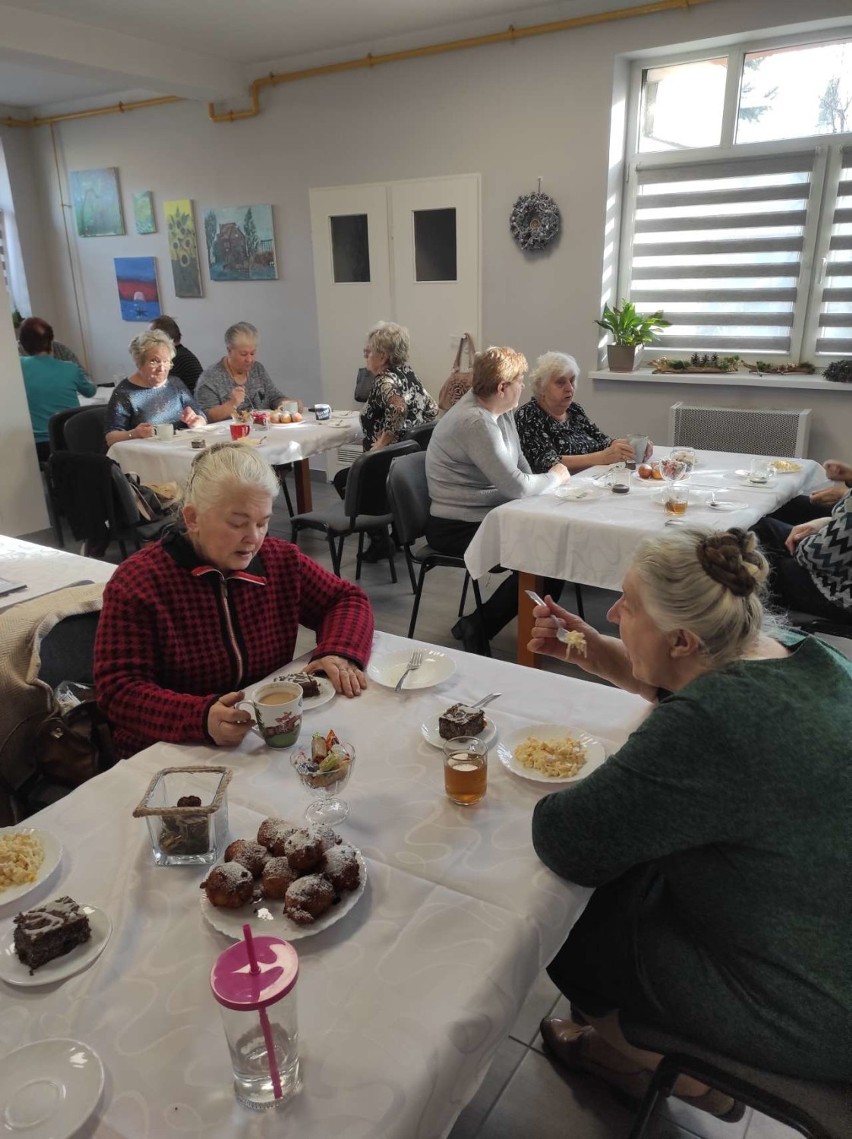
[0,0,716,130]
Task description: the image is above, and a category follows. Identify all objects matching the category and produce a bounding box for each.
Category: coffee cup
[237,682,303,749]
[230,422,251,441]
[153,423,175,440]
[626,434,649,467]
[313,404,331,422]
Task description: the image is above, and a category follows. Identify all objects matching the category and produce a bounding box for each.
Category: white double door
[309,174,481,423]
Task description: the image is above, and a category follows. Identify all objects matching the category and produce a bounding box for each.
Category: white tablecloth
[0,631,648,1138]
[106,413,363,486]
[0,536,115,612]
[465,449,827,591]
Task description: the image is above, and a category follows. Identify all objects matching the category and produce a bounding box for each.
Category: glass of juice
[443,737,488,806]
[664,484,689,515]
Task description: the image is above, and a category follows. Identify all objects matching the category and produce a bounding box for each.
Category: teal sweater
[21,355,96,442]
[532,635,852,1078]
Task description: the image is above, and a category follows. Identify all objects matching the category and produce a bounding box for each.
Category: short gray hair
[631,527,771,670]
[529,352,580,399]
[367,321,410,368]
[225,321,258,348]
[129,328,176,367]
[181,441,280,515]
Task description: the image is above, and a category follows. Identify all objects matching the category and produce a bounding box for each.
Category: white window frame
[618,26,852,366]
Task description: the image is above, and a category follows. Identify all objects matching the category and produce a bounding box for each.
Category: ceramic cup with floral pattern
[237,682,303,749]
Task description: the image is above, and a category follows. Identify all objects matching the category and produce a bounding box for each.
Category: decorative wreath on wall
[509,189,561,252]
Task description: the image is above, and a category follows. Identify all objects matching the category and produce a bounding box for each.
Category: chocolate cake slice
[277,671,321,698]
[438,703,486,740]
[13,896,92,974]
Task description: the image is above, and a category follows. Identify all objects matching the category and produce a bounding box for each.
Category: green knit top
[532,634,852,1079]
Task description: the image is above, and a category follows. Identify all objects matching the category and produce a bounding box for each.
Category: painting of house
[203,204,278,281]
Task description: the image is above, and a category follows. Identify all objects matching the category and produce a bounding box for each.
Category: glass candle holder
[132,766,232,866]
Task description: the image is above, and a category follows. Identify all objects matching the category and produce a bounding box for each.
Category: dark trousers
[425,514,563,639]
[769,494,826,525]
[752,516,851,624]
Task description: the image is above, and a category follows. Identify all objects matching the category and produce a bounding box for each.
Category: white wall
[9,0,852,464]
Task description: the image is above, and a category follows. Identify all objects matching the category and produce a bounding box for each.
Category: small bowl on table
[132,765,233,866]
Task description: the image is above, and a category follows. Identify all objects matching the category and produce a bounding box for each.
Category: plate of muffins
[199,811,366,941]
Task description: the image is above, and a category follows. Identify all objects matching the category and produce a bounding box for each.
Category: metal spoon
[469,692,500,709]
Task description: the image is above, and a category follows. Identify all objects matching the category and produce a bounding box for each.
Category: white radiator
[668,403,811,458]
[325,443,363,481]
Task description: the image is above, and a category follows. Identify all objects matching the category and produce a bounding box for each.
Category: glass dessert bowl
[290,731,355,824]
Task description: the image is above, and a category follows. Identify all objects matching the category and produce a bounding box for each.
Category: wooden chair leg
[408,563,430,639]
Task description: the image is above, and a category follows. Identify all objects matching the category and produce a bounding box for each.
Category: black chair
[402,421,437,450]
[63,405,108,454]
[622,1019,851,1139]
[47,406,89,454]
[46,451,168,560]
[290,441,419,580]
[386,451,488,644]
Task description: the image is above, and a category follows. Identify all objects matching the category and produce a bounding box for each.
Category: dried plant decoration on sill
[650,354,742,375]
[745,361,817,375]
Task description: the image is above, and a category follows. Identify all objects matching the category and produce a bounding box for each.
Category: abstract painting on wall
[114,257,161,321]
[133,191,156,234]
[69,167,125,237]
[203,204,278,281]
[164,198,203,297]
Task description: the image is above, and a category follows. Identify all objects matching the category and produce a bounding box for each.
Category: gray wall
[6,0,852,478]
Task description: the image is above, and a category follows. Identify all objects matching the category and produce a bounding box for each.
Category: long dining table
[0,535,115,612]
[463,448,827,665]
[106,412,363,513]
[0,630,649,1139]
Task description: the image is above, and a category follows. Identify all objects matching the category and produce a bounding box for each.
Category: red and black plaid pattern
[94,534,374,757]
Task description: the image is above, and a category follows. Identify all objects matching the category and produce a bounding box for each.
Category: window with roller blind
[619,33,852,364]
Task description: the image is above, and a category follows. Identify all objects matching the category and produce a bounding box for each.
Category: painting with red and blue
[114,257,162,321]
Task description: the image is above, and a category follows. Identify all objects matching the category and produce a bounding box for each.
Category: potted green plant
[595,299,670,372]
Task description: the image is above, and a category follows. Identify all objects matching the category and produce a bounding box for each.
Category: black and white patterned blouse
[515,398,612,473]
[360,364,438,449]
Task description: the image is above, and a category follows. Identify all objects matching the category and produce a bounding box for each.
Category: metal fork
[395,650,423,692]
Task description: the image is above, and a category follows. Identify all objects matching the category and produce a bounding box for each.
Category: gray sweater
[426,390,559,522]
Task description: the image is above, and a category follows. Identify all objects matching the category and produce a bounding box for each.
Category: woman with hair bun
[528,528,852,1115]
[94,442,373,758]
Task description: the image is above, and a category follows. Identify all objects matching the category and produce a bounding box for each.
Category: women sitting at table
[94,442,373,758]
[105,330,206,447]
[529,528,852,1117]
[195,322,302,423]
[334,321,438,562]
[425,346,569,654]
[752,459,851,625]
[18,317,96,462]
[516,352,650,473]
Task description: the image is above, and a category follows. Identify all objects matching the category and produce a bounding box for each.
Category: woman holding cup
[515,352,652,474]
[105,329,206,447]
[94,442,373,758]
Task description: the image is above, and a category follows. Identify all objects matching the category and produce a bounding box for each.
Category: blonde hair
[632,527,771,669]
[472,346,528,398]
[367,321,410,368]
[129,328,175,367]
[181,442,280,515]
[529,351,580,399]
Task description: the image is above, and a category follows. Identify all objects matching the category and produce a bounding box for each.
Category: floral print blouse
[515,398,612,473]
[360,364,438,448]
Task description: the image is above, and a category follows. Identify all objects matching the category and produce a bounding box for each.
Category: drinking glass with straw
[210,922,302,1110]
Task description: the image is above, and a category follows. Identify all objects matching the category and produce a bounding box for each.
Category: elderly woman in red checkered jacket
[94,443,374,758]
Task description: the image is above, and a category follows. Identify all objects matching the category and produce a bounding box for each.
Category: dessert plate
[271,674,335,711]
[734,469,777,487]
[200,851,367,941]
[0,828,63,907]
[496,724,609,784]
[368,648,456,690]
[0,1038,104,1139]
[421,714,498,750]
[554,482,606,502]
[0,905,112,987]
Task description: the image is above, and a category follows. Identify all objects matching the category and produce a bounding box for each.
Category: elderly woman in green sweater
[529,527,852,1118]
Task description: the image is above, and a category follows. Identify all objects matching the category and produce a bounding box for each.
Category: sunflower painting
[164,199,203,298]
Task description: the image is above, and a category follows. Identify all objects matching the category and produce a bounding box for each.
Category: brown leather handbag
[34,701,116,789]
[438,333,476,411]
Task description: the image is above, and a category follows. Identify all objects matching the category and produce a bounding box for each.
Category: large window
[620,33,852,363]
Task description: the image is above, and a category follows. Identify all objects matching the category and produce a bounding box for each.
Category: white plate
[734,469,777,486]
[0,1038,104,1139]
[0,828,63,907]
[554,483,606,501]
[0,904,112,987]
[704,499,749,512]
[496,724,609,784]
[421,714,498,750]
[367,649,456,690]
[200,851,367,941]
[271,674,335,711]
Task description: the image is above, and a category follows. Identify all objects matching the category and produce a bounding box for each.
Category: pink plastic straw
[242,923,283,1100]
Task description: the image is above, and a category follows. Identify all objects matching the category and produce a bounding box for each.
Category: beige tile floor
[24,476,807,1139]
